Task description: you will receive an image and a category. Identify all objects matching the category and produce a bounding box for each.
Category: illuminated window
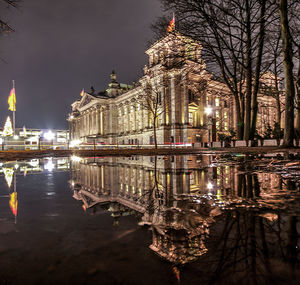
[216,111,219,118]
[119,109,122,117]
[216,121,220,130]
[225,177,229,184]
[130,106,134,113]
[137,103,141,111]
[215,98,220,107]
[189,112,194,125]
[224,111,228,119]
[225,166,229,174]
[224,122,228,131]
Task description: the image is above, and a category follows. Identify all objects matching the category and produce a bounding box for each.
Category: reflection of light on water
[3,167,14,188]
[44,159,55,172]
[217,190,222,201]
[71,155,82,162]
[207,182,213,190]
[46,192,55,196]
[29,159,39,167]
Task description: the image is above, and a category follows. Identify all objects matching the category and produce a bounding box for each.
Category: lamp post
[205,106,213,147]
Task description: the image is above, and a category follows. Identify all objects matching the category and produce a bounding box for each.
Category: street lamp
[205,106,213,147]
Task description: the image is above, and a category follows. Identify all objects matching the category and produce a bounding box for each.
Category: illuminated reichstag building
[68,32,279,145]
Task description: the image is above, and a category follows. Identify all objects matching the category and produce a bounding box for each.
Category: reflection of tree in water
[70,156,300,283]
[143,156,222,265]
[194,210,299,285]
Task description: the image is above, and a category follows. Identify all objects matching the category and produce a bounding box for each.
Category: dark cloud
[0,0,162,129]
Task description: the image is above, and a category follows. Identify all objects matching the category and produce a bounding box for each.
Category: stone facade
[68,32,281,145]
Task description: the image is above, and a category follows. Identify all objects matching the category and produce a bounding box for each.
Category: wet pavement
[0,155,299,285]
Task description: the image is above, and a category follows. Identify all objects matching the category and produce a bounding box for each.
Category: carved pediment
[79,94,94,108]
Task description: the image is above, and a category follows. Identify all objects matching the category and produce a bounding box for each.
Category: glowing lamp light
[207,181,214,190]
[44,130,55,141]
[69,139,82,148]
[71,155,82,162]
[205,106,213,116]
[0,138,2,144]
[13,135,19,140]
[44,159,55,172]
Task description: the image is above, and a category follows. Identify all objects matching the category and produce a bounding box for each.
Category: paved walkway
[0,146,299,161]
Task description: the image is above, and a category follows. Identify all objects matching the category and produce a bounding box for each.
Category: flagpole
[173,12,175,27]
[12,80,15,135]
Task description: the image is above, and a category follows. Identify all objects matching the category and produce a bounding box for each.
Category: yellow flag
[80,89,84,97]
[8,88,16,111]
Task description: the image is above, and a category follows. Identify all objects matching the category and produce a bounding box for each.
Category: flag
[8,87,16,111]
[167,14,175,33]
[80,89,84,97]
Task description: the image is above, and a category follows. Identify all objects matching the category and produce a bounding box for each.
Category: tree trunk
[250,0,266,139]
[295,47,300,140]
[243,0,252,141]
[274,68,282,127]
[154,117,158,149]
[234,93,243,140]
[279,0,296,147]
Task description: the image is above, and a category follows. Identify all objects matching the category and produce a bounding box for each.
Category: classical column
[170,73,178,143]
[170,74,176,125]
[100,108,104,135]
[183,82,189,143]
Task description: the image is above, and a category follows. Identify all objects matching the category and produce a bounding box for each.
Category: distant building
[0,128,69,149]
[68,32,281,145]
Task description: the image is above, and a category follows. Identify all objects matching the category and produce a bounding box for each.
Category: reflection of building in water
[0,158,70,223]
[70,155,219,264]
[69,155,297,265]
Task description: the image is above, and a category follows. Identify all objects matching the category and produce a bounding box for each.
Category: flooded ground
[0,155,299,285]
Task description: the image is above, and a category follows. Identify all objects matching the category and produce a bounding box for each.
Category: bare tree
[0,0,20,34]
[138,77,167,149]
[154,0,278,140]
[279,0,297,147]
[289,3,300,142]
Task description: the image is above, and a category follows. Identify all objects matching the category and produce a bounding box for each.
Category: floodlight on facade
[44,130,55,141]
[204,106,213,116]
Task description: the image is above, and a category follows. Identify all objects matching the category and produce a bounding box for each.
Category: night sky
[0,0,162,130]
